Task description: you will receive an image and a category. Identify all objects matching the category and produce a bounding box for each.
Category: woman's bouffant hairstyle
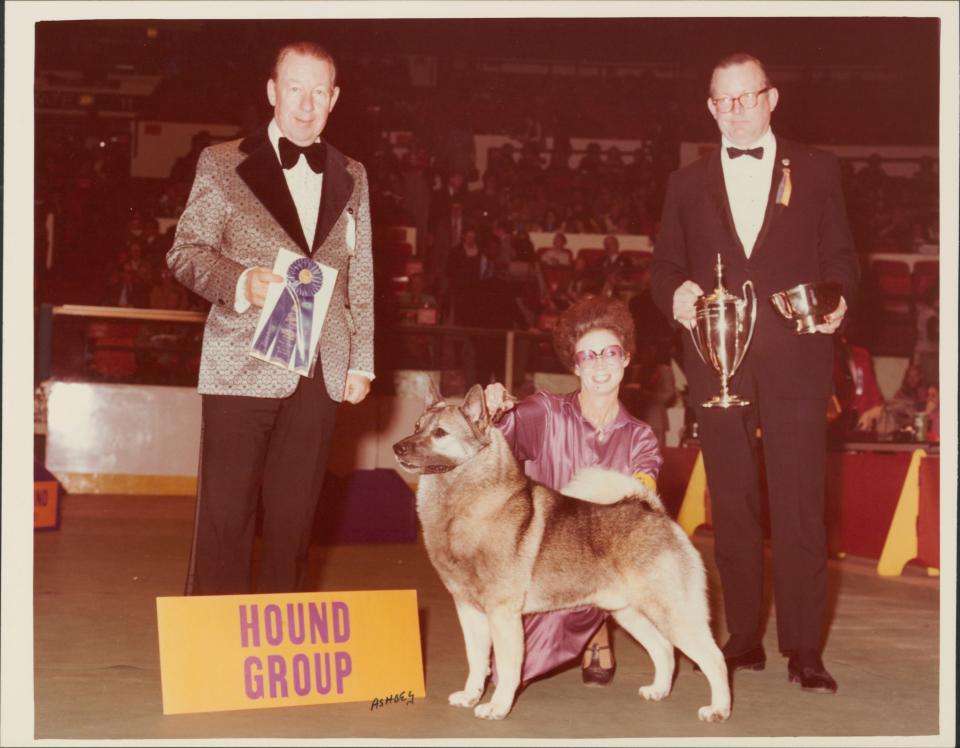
[553,295,636,372]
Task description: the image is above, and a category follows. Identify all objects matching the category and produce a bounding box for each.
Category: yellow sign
[156,590,425,715]
[34,481,59,529]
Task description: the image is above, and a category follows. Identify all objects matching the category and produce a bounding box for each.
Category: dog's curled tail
[561,467,665,511]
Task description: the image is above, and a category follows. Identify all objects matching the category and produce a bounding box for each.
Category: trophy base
[701,395,751,408]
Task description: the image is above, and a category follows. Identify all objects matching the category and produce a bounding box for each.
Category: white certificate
[249,248,338,377]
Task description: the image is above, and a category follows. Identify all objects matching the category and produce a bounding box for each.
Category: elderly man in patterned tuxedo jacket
[167,41,374,595]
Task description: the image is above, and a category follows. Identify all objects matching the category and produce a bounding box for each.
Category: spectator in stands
[539,207,562,233]
[914,282,939,385]
[102,262,148,308]
[857,153,888,193]
[396,271,438,311]
[925,385,940,442]
[148,267,188,310]
[832,333,884,439]
[516,109,544,148]
[399,147,433,255]
[577,142,603,176]
[875,205,914,253]
[599,234,634,273]
[489,219,516,266]
[428,170,467,294]
[169,130,212,186]
[140,218,169,264]
[468,173,502,225]
[540,232,574,266]
[126,241,154,286]
[603,146,627,189]
[439,109,476,181]
[512,226,536,262]
[857,364,935,440]
[630,340,677,447]
[564,201,603,234]
[446,227,484,324]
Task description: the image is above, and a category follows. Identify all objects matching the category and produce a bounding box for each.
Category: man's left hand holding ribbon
[245,267,284,307]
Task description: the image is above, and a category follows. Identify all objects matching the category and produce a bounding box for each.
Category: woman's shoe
[581,643,615,687]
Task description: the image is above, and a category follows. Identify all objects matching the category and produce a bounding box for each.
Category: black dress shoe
[581,644,615,687]
[724,645,766,672]
[694,642,765,672]
[787,651,838,694]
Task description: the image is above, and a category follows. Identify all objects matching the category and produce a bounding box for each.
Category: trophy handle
[770,291,791,319]
[688,320,710,366]
[736,280,757,372]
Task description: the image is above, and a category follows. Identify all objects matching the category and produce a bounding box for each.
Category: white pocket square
[346,209,356,255]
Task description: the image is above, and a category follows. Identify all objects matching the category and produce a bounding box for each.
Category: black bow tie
[278,137,325,173]
[727,146,764,160]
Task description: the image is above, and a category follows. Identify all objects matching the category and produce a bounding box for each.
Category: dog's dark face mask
[392,383,491,474]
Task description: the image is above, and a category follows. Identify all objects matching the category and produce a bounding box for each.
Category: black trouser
[697,376,829,655]
[188,369,338,595]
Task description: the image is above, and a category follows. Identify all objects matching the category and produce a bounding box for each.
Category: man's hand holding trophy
[681,255,846,409]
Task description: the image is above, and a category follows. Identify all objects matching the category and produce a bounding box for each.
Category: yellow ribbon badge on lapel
[776,158,792,206]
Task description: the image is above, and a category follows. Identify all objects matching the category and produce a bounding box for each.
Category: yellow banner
[34,481,59,529]
[156,590,425,715]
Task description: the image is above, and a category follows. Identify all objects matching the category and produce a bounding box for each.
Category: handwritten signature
[370,690,416,710]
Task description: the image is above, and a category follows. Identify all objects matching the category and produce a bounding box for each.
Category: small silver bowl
[769,281,842,334]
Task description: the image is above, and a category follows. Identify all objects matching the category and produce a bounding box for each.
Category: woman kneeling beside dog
[484,294,663,687]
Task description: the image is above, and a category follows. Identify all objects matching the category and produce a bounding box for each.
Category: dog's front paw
[639,684,670,701]
[474,701,510,720]
[697,704,731,722]
[448,689,482,708]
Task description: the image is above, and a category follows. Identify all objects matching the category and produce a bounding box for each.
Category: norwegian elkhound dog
[392,383,730,722]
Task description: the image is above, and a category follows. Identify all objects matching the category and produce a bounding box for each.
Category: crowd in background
[33,62,940,444]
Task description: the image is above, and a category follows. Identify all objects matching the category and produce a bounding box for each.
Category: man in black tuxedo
[650,53,859,693]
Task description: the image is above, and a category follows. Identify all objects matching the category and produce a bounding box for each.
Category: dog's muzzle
[392,440,455,474]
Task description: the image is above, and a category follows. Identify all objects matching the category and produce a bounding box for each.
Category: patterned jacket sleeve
[347,163,375,374]
[166,147,246,308]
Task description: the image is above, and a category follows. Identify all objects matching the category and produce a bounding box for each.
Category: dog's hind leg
[474,607,524,720]
[611,607,675,701]
[448,599,491,708]
[668,619,731,722]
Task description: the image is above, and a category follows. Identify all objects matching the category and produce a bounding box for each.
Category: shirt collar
[721,128,776,164]
[565,390,630,432]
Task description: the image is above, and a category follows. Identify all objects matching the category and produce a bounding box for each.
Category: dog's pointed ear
[424,377,445,409]
[461,384,489,428]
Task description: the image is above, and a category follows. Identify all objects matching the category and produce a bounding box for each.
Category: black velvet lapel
[705,148,745,268]
[751,138,791,260]
[312,143,354,254]
[236,129,310,254]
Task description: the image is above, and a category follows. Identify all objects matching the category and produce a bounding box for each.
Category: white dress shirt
[236,121,374,382]
[720,128,776,258]
[236,119,325,312]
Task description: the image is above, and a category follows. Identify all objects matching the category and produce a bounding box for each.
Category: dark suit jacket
[650,138,859,402]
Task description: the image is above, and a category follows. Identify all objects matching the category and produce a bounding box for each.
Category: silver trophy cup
[689,255,757,408]
[769,281,842,334]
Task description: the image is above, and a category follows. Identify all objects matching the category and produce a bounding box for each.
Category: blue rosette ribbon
[252,258,324,372]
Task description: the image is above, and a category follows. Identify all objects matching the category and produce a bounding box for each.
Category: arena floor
[29,493,946,744]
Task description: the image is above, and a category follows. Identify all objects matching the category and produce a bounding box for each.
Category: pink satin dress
[491,389,662,684]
